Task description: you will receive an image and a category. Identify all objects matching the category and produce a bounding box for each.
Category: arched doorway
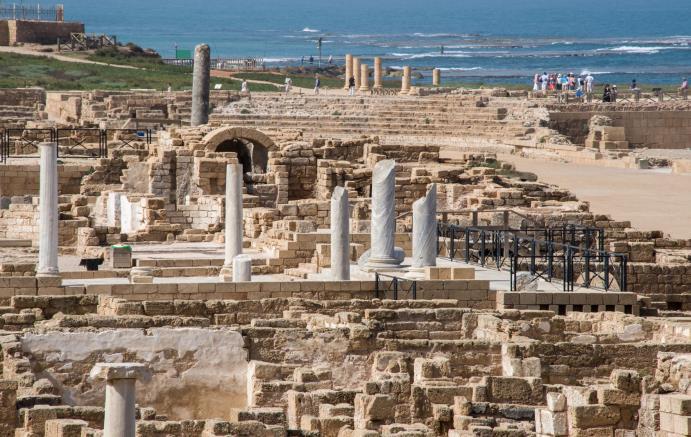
[201,127,276,174]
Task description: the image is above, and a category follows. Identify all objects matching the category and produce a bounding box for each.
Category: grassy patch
[0,52,275,91]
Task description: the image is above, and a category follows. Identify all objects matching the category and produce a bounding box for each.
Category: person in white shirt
[585,74,594,94]
[541,72,548,92]
[284,77,292,94]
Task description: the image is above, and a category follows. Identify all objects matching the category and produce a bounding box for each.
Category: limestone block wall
[0,203,86,245]
[0,164,92,197]
[549,111,691,149]
[4,19,84,45]
[0,88,45,106]
[168,195,223,229]
[19,327,247,420]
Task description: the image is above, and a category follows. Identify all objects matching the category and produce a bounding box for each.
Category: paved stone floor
[498,154,691,239]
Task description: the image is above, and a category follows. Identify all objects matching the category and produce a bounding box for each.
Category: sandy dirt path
[496,154,691,239]
[0,46,139,68]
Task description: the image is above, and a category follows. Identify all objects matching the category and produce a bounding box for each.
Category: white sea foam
[600,45,689,54]
[302,27,319,33]
[438,67,483,71]
[390,51,470,59]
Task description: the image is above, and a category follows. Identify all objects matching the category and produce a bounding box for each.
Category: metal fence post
[604,254,610,291]
[464,229,470,263]
[480,230,486,266]
[450,227,455,261]
[374,273,380,299]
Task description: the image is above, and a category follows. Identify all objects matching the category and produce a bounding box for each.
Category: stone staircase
[0,105,39,129]
[209,95,533,144]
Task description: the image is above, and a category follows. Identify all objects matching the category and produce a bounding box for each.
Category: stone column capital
[90,363,150,382]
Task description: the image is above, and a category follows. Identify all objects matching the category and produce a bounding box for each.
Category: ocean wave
[599,45,690,54]
[390,52,470,59]
[263,57,301,63]
[438,67,483,71]
[302,27,319,33]
[579,70,613,75]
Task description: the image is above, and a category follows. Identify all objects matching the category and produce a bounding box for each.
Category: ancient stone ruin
[0,65,689,437]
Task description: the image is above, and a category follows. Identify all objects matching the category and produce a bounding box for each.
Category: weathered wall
[2,20,84,45]
[549,111,691,149]
[0,88,45,106]
[0,164,92,197]
[20,327,248,420]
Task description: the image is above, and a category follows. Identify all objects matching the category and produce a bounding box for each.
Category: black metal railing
[438,222,627,292]
[374,272,417,300]
[0,128,152,162]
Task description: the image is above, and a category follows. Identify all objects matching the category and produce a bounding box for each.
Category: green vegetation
[0,52,276,91]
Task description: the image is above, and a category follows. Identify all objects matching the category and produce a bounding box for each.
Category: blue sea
[55,0,691,85]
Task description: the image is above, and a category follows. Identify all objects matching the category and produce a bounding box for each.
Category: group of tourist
[532,72,595,94]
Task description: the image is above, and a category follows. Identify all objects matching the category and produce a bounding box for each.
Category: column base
[363,256,403,272]
[405,267,426,280]
[359,87,370,93]
[373,85,383,90]
[36,270,60,279]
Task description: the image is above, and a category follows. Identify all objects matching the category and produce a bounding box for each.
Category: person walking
[314,74,321,95]
[680,77,688,99]
[348,75,356,96]
[328,55,333,64]
[284,77,292,94]
[241,79,251,100]
[541,72,548,92]
[602,84,612,102]
[585,73,594,94]
[533,73,540,92]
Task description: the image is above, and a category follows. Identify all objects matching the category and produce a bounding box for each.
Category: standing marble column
[37,142,59,278]
[408,184,437,279]
[373,57,383,90]
[353,57,361,90]
[330,187,350,280]
[343,54,353,90]
[366,160,402,269]
[432,68,441,87]
[401,66,411,94]
[191,43,210,126]
[221,163,243,280]
[359,63,370,92]
[90,363,148,437]
[233,255,252,282]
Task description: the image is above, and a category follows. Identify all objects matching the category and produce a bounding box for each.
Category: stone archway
[201,127,276,174]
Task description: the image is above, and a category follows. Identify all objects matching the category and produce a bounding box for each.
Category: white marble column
[330,187,350,280]
[90,363,148,437]
[366,160,402,269]
[401,66,411,94]
[343,54,353,90]
[37,142,59,278]
[353,57,361,90]
[408,184,437,279]
[233,254,252,282]
[221,163,243,280]
[191,44,210,126]
[432,68,441,87]
[373,57,383,90]
[359,63,370,92]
